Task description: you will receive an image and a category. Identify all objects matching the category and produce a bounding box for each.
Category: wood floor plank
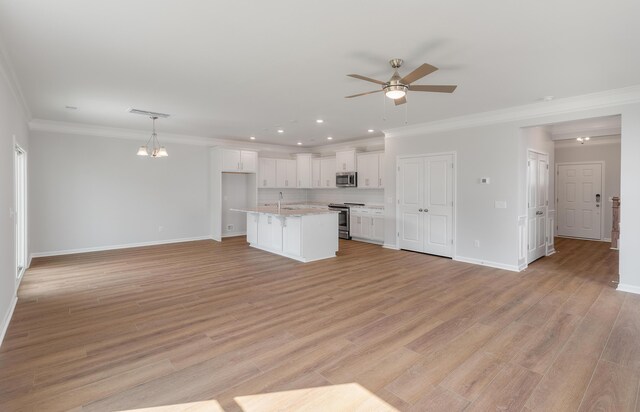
[602,294,640,372]
[465,362,542,412]
[524,287,625,411]
[0,236,629,411]
[578,360,640,412]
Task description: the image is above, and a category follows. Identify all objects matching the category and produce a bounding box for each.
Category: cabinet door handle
[299,180,301,187]
[379,178,382,187]
[263,179,266,186]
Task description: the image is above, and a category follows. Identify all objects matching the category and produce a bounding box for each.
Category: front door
[557,163,602,240]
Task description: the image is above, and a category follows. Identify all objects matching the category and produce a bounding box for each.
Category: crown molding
[551,127,621,141]
[0,38,32,121]
[383,85,640,139]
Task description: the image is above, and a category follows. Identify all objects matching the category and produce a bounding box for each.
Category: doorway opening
[523,114,621,267]
[14,143,27,281]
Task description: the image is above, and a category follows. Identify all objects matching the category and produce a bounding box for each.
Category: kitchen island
[231,206,339,262]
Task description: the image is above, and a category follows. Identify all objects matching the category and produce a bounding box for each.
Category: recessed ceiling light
[297,142,302,145]
[327,136,333,140]
[542,96,555,102]
[249,136,256,140]
[316,119,324,124]
[277,129,284,134]
[65,105,78,110]
[367,129,375,133]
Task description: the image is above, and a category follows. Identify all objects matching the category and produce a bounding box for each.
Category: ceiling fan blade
[409,85,458,93]
[394,96,407,106]
[344,90,382,98]
[347,74,386,85]
[400,63,438,84]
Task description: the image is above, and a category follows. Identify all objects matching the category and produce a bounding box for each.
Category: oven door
[330,207,350,239]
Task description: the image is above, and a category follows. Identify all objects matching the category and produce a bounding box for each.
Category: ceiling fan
[345,59,457,105]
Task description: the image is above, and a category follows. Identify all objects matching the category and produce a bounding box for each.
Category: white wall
[385,124,521,269]
[221,173,255,237]
[383,95,640,293]
[555,138,621,240]
[29,131,210,255]
[0,64,29,343]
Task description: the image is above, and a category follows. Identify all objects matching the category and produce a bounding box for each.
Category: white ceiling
[1,0,639,147]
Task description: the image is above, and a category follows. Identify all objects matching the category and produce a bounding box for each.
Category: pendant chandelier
[137,116,168,157]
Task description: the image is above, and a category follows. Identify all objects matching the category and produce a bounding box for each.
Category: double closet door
[398,154,454,257]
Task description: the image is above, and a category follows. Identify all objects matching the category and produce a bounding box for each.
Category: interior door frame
[526,149,551,264]
[13,138,27,289]
[555,161,606,241]
[395,151,457,257]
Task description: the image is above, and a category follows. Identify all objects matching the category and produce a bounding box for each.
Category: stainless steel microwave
[336,172,357,187]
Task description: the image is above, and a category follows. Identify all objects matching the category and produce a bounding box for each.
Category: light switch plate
[495,200,507,209]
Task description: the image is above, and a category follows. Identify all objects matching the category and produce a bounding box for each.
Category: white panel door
[423,155,454,257]
[527,151,549,264]
[557,163,602,239]
[398,158,424,252]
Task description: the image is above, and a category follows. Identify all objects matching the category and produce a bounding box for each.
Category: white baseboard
[617,283,640,295]
[382,243,400,250]
[29,235,213,259]
[603,238,612,242]
[351,237,383,246]
[0,295,18,348]
[222,232,246,238]
[454,256,521,272]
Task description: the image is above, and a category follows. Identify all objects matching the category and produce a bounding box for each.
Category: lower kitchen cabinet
[350,208,384,244]
[246,212,338,262]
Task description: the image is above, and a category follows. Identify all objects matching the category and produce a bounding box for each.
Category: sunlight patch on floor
[117,383,398,412]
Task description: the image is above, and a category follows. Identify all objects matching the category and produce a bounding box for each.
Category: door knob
[419,208,423,212]
[424,209,429,213]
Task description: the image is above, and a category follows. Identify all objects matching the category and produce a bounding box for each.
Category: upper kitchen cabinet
[356,152,384,189]
[335,149,358,173]
[320,157,337,188]
[296,154,317,188]
[220,149,257,173]
[276,159,297,188]
[258,158,277,188]
[312,158,322,188]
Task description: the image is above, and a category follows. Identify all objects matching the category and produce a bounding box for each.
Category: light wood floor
[1,237,637,411]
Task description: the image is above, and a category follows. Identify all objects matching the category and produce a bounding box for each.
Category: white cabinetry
[283,217,301,255]
[296,154,316,188]
[312,158,322,188]
[257,214,283,251]
[247,213,258,244]
[276,159,297,188]
[336,150,358,172]
[357,152,384,188]
[221,149,257,173]
[320,157,337,188]
[350,207,384,243]
[258,158,277,188]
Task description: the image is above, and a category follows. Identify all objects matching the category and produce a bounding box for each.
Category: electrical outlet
[474,240,480,248]
[227,224,234,231]
[158,226,164,232]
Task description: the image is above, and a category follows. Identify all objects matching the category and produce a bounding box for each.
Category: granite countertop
[230,206,339,217]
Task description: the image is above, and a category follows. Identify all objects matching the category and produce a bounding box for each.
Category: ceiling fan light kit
[346,58,457,106]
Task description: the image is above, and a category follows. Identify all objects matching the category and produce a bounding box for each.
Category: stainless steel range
[328,202,365,240]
